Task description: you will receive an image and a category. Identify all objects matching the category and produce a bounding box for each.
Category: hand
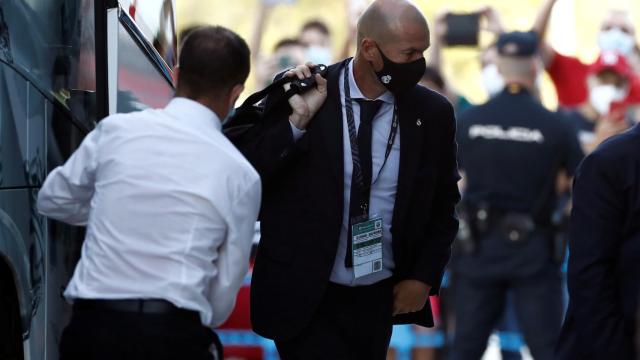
[347,0,367,38]
[392,280,431,316]
[284,63,328,130]
[479,6,504,35]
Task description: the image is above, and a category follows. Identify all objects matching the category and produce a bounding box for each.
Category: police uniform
[451,32,584,360]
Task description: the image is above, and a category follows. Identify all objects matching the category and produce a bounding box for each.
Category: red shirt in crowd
[547,51,640,110]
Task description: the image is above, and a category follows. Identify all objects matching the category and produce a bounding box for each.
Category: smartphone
[445,13,480,47]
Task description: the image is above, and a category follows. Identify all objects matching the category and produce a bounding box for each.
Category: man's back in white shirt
[37,97,261,327]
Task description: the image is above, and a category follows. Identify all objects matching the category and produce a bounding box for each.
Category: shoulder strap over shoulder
[237,76,291,110]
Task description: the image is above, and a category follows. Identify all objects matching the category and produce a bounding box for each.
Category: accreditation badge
[351,215,384,278]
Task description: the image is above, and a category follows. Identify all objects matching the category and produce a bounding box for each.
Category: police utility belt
[460,202,547,245]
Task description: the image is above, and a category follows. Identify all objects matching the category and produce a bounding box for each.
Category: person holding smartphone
[533,0,640,109]
[560,51,637,155]
[426,7,505,109]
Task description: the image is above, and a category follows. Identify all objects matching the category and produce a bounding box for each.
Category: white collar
[347,59,395,104]
[164,97,222,131]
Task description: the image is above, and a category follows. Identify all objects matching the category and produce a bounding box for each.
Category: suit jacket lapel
[392,91,424,230]
[318,59,350,182]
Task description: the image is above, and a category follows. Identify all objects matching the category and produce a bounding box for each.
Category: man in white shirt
[37,26,260,360]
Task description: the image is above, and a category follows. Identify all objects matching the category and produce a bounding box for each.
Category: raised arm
[237,65,328,183]
[249,2,274,65]
[479,6,505,38]
[427,6,504,71]
[339,0,365,61]
[425,10,448,71]
[531,0,558,67]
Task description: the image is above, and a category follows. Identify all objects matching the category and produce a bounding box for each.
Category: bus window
[27,82,46,187]
[47,106,85,172]
[119,0,177,69]
[4,0,96,125]
[117,21,174,112]
[0,63,28,188]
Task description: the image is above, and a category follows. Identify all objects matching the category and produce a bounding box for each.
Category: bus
[0,1,175,358]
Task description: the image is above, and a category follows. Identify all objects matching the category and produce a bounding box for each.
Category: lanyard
[343,63,398,216]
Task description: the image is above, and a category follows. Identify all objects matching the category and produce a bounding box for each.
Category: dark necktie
[345,99,383,268]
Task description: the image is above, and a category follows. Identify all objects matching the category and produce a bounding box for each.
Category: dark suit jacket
[556,124,640,360]
[240,59,460,341]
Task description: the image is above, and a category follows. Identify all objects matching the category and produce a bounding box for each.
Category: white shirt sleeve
[289,120,306,141]
[37,124,102,226]
[209,175,262,327]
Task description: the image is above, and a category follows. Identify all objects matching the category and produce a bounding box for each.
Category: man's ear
[361,38,382,71]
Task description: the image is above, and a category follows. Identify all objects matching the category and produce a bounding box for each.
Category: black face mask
[374,44,426,96]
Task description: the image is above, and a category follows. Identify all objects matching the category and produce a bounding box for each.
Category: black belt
[74,299,198,318]
[73,299,223,359]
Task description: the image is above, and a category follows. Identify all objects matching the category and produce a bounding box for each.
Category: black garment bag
[223,65,328,144]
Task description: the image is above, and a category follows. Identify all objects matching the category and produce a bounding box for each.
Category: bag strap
[237,75,296,110]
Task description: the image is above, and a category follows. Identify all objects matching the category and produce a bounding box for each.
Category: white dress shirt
[37,97,261,327]
[292,60,400,286]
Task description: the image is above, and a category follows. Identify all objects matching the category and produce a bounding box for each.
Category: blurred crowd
[182,0,640,358]
[239,0,640,157]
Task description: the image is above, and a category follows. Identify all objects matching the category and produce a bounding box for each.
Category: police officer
[451,32,583,360]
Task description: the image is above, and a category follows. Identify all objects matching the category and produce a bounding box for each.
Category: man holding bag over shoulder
[237,1,461,358]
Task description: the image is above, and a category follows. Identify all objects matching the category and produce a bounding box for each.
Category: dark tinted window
[27,83,46,186]
[47,107,84,172]
[3,0,96,124]
[0,63,28,188]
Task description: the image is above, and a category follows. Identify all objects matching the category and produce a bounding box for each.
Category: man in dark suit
[238,0,460,358]
[556,125,640,360]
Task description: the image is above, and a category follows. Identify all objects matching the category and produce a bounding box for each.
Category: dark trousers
[60,303,216,360]
[450,269,563,360]
[275,279,394,360]
[499,293,523,360]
